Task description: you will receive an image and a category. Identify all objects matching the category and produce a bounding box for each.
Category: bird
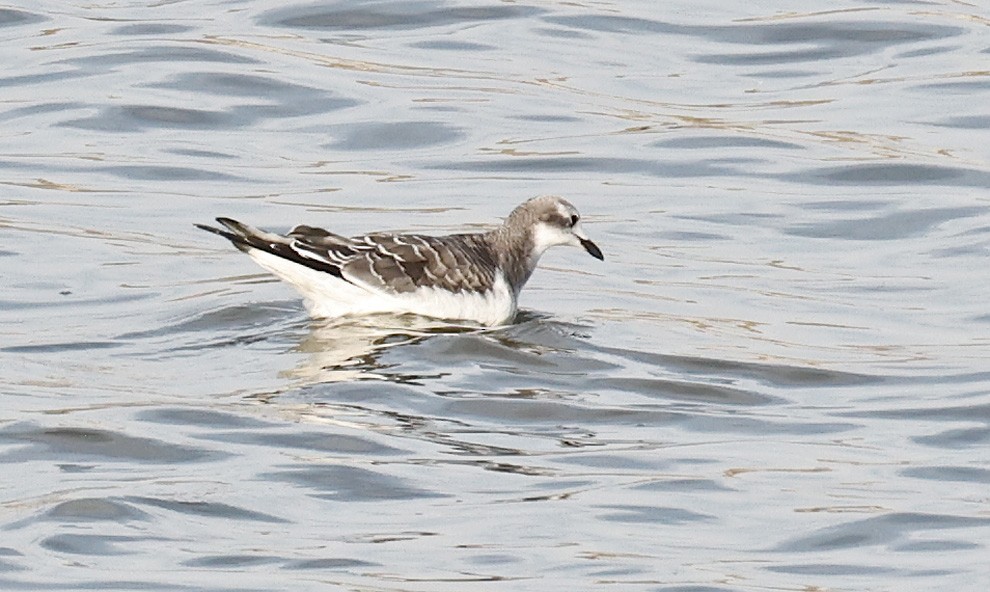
[195,195,603,326]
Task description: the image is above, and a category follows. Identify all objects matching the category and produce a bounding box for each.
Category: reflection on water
[1,0,989,590]
[284,314,486,383]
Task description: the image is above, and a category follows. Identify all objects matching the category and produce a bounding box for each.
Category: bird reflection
[280,313,485,384]
[274,310,584,386]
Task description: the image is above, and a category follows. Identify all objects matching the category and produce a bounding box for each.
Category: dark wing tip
[195,221,226,236]
[197,218,348,281]
[195,219,250,250]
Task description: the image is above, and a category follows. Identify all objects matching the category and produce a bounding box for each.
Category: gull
[195,195,603,326]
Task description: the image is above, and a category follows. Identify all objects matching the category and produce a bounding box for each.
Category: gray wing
[198,219,499,294]
[295,231,499,294]
[354,233,499,294]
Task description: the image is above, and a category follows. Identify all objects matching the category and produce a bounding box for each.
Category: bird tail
[195,217,286,253]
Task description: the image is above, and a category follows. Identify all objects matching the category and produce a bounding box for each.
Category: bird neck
[488,225,539,294]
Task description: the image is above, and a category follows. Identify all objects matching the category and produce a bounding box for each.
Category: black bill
[580,238,604,261]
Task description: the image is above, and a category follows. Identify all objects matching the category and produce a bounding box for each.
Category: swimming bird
[195,195,603,326]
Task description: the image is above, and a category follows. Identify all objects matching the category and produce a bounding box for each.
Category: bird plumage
[196,195,603,326]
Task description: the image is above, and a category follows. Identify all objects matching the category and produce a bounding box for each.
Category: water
[2,1,988,590]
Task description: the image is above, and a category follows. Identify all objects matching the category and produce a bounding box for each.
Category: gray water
[2,1,989,590]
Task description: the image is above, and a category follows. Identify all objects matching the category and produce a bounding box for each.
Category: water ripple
[1,1,988,590]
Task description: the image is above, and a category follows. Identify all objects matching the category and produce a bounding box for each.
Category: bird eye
[569,214,579,227]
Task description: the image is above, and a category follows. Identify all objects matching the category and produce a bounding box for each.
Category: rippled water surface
[2,1,989,590]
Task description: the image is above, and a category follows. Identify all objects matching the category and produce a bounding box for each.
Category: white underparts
[246,248,517,326]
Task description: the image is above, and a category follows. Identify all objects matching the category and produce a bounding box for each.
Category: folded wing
[200,219,499,296]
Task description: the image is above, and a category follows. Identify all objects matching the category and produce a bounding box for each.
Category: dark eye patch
[539,212,573,227]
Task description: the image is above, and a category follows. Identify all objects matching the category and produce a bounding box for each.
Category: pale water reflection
[1,1,989,591]
[285,314,488,384]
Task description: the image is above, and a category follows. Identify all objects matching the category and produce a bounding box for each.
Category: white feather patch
[245,248,516,326]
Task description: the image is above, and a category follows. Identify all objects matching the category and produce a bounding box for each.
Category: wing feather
[199,218,499,296]
[339,234,497,294]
